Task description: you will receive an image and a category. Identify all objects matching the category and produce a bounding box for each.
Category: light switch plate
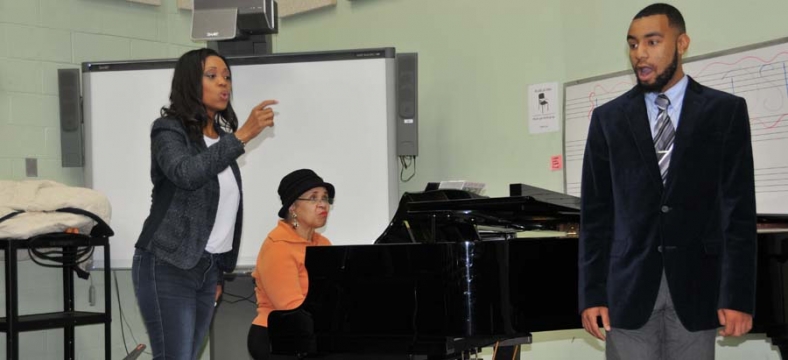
[25,158,38,177]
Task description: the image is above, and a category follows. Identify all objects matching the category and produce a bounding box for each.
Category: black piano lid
[508,183,581,210]
[407,194,578,214]
[375,186,580,244]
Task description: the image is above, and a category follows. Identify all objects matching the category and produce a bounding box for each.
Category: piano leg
[493,345,520,360]
[778,345,788,360]
[492,335,531,360]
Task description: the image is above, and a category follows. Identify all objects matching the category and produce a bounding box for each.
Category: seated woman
[248,169,335,360]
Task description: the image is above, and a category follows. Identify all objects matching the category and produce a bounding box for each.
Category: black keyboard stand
[0,234,111,360]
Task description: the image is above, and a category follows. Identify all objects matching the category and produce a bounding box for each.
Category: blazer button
[661,205,671,213]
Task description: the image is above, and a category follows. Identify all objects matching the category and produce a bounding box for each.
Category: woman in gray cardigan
[132,48,277,360]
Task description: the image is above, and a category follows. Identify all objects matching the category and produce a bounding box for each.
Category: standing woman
[132,48,277,360]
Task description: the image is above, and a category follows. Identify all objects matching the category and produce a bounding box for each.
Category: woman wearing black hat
[131,48,278,360]
[248,169,335,360]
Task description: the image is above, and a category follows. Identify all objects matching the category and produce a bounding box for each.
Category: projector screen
[82,48,399,269]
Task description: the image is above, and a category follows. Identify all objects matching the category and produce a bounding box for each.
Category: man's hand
[581,306,611,341]
[718,308,752,337]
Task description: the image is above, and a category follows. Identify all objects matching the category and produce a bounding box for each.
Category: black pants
[248,324,299,360]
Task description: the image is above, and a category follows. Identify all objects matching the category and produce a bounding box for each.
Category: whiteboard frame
[83,48,400,269]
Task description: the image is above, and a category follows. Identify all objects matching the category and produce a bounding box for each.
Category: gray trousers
[606,273,716,360]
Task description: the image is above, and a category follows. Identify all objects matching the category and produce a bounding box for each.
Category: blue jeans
[132,248,221,360]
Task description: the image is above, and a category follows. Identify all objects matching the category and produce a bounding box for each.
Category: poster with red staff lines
[563,37,788,214]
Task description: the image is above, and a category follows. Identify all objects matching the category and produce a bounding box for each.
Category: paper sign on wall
[528,82,560,134]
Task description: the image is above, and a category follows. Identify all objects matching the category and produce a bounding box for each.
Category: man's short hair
[634,3,686,34]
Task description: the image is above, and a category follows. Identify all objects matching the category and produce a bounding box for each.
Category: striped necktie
[654,94,674,184]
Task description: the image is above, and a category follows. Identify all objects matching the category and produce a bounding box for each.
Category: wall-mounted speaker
[396,53,418,157]
[58,69,83,167]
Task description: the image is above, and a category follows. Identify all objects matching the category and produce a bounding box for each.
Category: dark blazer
[578,77,757,331]
[135,117,246,272]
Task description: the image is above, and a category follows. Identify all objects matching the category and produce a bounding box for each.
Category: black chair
[538,92,549,112]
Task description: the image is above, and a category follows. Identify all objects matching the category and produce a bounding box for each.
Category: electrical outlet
[25,158,37,177]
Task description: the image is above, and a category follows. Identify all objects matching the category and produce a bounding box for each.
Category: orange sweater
[252,220,331,327]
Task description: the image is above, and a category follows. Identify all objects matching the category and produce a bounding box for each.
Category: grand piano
[754,214,788,357]
[268,183,788,359]
[267,184,580,359]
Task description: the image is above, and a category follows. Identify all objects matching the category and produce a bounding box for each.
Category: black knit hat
[277,169,335,219]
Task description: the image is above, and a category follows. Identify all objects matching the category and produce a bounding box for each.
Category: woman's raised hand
[236,99,278,145]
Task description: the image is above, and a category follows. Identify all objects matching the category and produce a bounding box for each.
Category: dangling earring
[291,212,298,229]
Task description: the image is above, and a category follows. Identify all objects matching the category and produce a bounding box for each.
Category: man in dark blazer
[578,3,757,359]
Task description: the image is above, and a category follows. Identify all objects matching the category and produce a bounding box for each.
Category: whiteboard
[564,38,788,214]
[83,49,399,269]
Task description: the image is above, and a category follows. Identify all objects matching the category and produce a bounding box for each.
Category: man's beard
[635,48,679,93]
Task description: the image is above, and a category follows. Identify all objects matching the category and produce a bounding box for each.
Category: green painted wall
[0,0,200,186]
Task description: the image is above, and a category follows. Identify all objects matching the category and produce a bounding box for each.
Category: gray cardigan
[135,117,245,272]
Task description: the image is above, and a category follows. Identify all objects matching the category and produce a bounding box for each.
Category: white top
[203,135,240,254]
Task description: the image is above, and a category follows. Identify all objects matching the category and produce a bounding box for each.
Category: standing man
[578,3,757,360]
